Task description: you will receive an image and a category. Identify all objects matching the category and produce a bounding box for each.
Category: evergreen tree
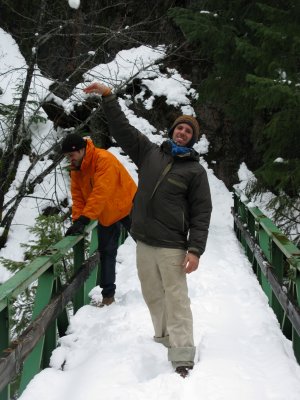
[0,215,70,338]
[169,0,300,242]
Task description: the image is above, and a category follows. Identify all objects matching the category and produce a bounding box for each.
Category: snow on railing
[232,189,300,363]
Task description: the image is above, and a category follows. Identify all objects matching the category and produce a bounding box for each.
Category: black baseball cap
[61,133,86,153]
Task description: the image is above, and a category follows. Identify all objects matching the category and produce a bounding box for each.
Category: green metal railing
[0,221,126,399]
[232,189,300,362]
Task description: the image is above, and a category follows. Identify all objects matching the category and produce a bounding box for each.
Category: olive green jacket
[103,95,212,256]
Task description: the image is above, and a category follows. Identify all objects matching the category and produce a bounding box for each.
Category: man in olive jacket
[84,82,212,378]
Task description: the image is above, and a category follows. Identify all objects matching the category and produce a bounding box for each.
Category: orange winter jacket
[70,138,137,226]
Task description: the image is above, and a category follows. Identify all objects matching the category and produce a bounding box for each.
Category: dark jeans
[97,215,131,298]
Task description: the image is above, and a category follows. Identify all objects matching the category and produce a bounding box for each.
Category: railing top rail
[234,189,300,270]
[0,220,98,312]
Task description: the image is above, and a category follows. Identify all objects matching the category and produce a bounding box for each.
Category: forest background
[0,0,299,255]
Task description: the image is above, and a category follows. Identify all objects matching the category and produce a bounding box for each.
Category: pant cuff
[172,360,194,368]
[154,335,170,348]
[168,346,196,366]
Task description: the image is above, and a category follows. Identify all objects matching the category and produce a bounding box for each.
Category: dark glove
[65,215,90,236]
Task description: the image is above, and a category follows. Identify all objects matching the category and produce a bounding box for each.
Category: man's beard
[70,161,81,170]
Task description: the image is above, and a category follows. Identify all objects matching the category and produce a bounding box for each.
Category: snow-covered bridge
[1,168,300,400]
[0,28,299,400]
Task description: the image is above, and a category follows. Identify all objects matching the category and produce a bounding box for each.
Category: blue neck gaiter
[169,140,191,156]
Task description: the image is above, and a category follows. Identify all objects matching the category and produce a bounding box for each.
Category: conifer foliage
[169,0,300,242]
[0,215,71,338]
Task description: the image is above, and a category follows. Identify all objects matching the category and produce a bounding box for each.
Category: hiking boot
[98,296,115,307]
[175,366,193,378]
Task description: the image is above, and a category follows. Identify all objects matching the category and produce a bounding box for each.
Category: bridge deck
[18,169,300,400]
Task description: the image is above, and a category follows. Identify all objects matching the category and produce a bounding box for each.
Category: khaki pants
[136,241,195,367]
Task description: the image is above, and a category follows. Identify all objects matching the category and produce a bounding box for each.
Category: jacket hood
[80,138,95,170]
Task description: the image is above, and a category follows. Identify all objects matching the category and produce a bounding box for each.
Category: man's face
[172,123,193,147]
[64,148,85,170]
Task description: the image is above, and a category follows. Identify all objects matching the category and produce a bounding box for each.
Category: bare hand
[83,82,111,96]
[183,253,199,274]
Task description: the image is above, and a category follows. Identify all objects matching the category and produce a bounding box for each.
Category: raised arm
[84,82,155,168]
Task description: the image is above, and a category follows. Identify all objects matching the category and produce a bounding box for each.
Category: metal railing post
[232,188,300,363]
[84,226,100,304]
[73,238,85,313]
[19,267,55,393]
[0,307,10,400]
[0,219,131,394]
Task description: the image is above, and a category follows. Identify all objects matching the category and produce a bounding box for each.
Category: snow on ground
[0,27,64,281]
[0,27,52,108]
[1,29,300,399]
[19,165,300,400]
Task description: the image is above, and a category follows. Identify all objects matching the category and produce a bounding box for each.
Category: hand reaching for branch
[83,82,112,97]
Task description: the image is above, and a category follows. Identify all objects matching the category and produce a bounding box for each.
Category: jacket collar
[80,138,95,170]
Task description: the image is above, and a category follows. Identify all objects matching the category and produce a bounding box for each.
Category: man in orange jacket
[61,133,137,307]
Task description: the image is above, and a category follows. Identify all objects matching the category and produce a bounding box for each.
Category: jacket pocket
[167,178,188,190]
